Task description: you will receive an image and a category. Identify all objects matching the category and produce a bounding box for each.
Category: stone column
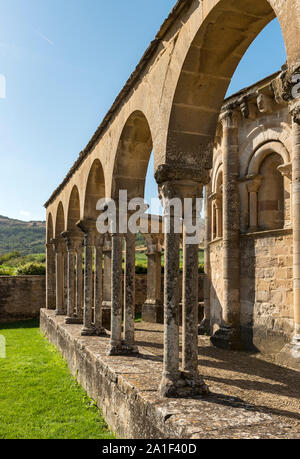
[199,185,211,335]
[142,235,163,324]
[211,109,241,350]
[52,239,64,316]
[94,235,106,335]
[107,233,123,355]
[210,192,222,239]
[102,236,112,329]
[75,241,83,322]
[247,175,263,232]
[157,180,209,398]
[77,220,97,336]
[46,243,56,310]
[278,163,293,228]
[63,249,68,315]
[62,232,83,324]
[123,232,139,353]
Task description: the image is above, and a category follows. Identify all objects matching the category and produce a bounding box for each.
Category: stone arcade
[42,0,300,428]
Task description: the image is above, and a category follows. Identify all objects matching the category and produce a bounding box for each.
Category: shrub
[16,263,46,276]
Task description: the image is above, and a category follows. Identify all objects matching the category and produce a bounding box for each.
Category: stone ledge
[40,309,300,439]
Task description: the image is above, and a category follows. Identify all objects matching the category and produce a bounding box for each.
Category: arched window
[258,153,284,230]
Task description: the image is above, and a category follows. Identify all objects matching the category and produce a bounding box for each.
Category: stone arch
[47,213,54,244]
[247,141,290,176]
[163,0,294,173]
[67,186,81,231]
[240,127,292,176]
[54,202,65,239]
[112,110,153,200]
[212,157,223,194]
[83,159,105,220]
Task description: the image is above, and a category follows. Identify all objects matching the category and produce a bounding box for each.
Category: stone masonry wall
[0,276,46,323]
[240,230,294,354]
[210,231,294,354]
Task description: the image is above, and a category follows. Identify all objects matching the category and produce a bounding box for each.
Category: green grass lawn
[0,320,115,439]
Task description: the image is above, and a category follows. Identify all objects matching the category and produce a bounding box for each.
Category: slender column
[107,233,123,355]
[76,242,83,321]
[63,249,68,315]
[52,239,64,316]
[94,235,106,335]
[199,185,211,335]
[278,163,293,228]
[211,109,241,350]
[158,181,209,398]
[123,232,139,353]
[247,175,263,232]
[142,235,163,324]
[215,193,222,238]
[46,243,56,309]
[77,220,97,336]
[102,236,112,329]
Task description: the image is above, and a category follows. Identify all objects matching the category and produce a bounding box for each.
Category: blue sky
[0,1,287,221]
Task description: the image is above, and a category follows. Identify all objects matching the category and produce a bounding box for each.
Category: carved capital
[290,103,300,125]
[246,174,263,193]
[155,163,210,186]
[219,109,239,129]
[278,163,292,181]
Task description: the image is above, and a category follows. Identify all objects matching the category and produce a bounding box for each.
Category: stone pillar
[247,175,263,232]
[142,235,163,324]
[94,235,106,335]
[107,233,123,355]
[199,185,211,335]
[211,109,241,350]
[46,243,56,310]
[157,180,209,398]
[62,232,83,324]
[77,220,97,336]
[123,232,139,353]
[52,239,64,316]
[210,192,222,239]
[102,236,112,329]
[75,241,83,321]
[63,249,68,315]
[278,105,300,368]
[278,163,293,228]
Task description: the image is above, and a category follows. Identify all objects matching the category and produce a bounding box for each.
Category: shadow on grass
[0,319,39,331]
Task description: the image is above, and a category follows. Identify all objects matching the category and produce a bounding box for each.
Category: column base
[81,326,97,337]
[55,310,65,316]
[95,326,108,337]
[65,317,83,325]
[142,302,163,324]
[210,326,242,350]
[198,318,211,336]
[159,371,210,398]
[276,335,300,371]
[106,342,139,356]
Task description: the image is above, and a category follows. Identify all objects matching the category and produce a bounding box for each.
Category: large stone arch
[67,185,81,231]
[111,110,153,200]
[54,202,65,239]
[83,159,105,220]
[158,0,299,176]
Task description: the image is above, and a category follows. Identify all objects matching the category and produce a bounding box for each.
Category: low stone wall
[0,276,46,323]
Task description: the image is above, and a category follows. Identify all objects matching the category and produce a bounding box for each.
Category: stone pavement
[41,310,300,439]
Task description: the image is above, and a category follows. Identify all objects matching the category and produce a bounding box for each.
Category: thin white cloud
[36,31,54,46]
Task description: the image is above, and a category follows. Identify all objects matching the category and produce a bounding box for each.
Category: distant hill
[0,215,46,255]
